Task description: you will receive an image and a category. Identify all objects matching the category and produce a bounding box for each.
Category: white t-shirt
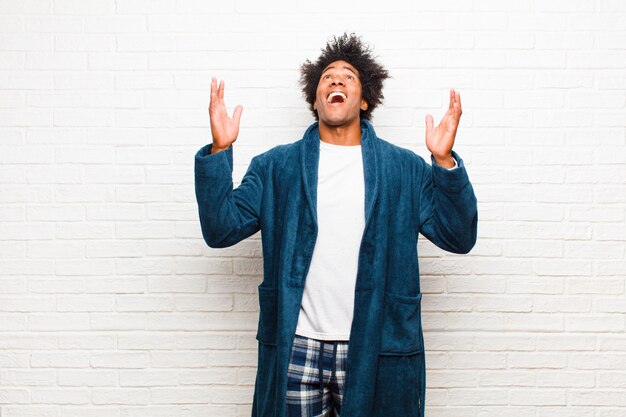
[295,139,365,341]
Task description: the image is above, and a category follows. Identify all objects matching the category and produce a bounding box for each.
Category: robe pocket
[379,291,423,356]
[256,286,278,346]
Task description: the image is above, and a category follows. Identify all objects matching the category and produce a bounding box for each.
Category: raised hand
[425,88,462,168]
[209,76,243,154]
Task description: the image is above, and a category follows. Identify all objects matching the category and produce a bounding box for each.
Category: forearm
[418,150,478,254]
[194,144,262,248]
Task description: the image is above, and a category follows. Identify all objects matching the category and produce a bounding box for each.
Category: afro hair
[299,32,390,121]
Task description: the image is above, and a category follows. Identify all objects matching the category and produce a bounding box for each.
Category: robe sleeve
[415,150,478,254]
[194,144,263,248]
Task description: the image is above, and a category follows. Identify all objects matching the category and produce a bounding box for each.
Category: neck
[318,118,362,146]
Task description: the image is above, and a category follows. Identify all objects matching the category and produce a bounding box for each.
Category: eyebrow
[321,65,359,77]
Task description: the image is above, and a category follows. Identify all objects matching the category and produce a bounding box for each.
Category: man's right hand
[209,76,243,154]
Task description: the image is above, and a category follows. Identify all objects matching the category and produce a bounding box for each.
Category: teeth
[327,91,346,103]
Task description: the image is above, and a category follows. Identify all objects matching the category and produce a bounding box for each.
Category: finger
[232,104,243,126]
[218,79,225,100]
[210,76,217,100]
[456,90,462,115]
[449,88,454,109]
[425,114,434,133]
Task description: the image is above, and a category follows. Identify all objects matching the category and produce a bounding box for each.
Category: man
[195,33,477,417]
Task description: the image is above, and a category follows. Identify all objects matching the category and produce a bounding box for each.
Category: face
[314,60,368,127]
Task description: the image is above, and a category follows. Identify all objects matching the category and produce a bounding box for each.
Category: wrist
[433,153,455,169]
[210,144,229,154]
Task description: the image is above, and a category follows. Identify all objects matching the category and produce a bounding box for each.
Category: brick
[0,314,27,330]
[447,388,508,405]
[26,92,84,108]
[55,222,114,239]
[509,389,567,406]
[115,259,172,275]
[569,206,624,222]
[503,239,564,258]
[91,388,150,405]
[84,16,146,33]
[533,259,593,276]
[84,166,144,184]
[504,313,563,331]
[565,314,624,332]
[53,0,114,15]
[148,276,206,293]
[593,224,626,241]
[93,351,148,369]
[115,296,174,312]
[474,334,535,351]
[533,295,592,313]
[0,241,25,258]
[478,371,534,387]
[0,111,52,127]
[569,390,626,406]
[472,258,533,275]
[174,258,231,275]
[597,371,626,388]
[57,370,117,386]
[29,314,90,331]
[55,72,113,90]
[0,206,25,221]
[0,260,53,275]
[27,241,85,258]
[26,52,87,70]
[0,71,54,89]
[0,34,52,51]
[598,335,626,351]
[569,353,626,370]
[117,34,175,51]
[55,259,114,276]
[90,313,146,330]
[446,276,507,294]
[145,240,201,256]
[26,15,82,32]
[569,278,624,294]
[116,0,174,14]
[26,205,83,221]
[478,405,538,417]
[89,53,147,70]
[119,369,180,386]
[508,353,566,369]
[85,240,144,258]
[86,204,145,221]
[85,276,146,294]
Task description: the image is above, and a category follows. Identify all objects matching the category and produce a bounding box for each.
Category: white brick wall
[1,0,625,416]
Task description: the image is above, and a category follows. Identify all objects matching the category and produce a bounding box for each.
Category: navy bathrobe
[194,120,478,417]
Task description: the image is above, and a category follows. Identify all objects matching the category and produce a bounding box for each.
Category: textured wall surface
[1,0,625,416]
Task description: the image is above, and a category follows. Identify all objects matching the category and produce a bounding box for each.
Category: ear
[361,99,368,111]
[313,99,317,110]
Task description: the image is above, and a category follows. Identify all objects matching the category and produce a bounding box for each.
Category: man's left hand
[425,88,462,168]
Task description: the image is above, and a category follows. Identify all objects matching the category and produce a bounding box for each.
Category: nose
[330,76,344,86]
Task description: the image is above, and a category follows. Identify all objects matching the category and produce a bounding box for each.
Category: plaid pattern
[286,334,349,417]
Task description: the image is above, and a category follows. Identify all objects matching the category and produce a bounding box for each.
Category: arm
[195,75,259,248]
[417,88,477,253]
[194,144,262,248]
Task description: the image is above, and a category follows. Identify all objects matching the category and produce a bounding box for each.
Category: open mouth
[327,91,347,104]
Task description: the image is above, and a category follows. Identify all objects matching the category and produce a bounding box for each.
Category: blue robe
[194,120,478,417]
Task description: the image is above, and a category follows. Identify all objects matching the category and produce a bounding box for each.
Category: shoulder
[376,135,427,167]
[252,139,301,165]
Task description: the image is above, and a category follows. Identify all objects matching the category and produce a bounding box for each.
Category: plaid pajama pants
[286,334,350,417]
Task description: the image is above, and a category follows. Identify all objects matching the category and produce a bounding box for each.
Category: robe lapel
[360,120,380,224]
[301,122,320,227]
